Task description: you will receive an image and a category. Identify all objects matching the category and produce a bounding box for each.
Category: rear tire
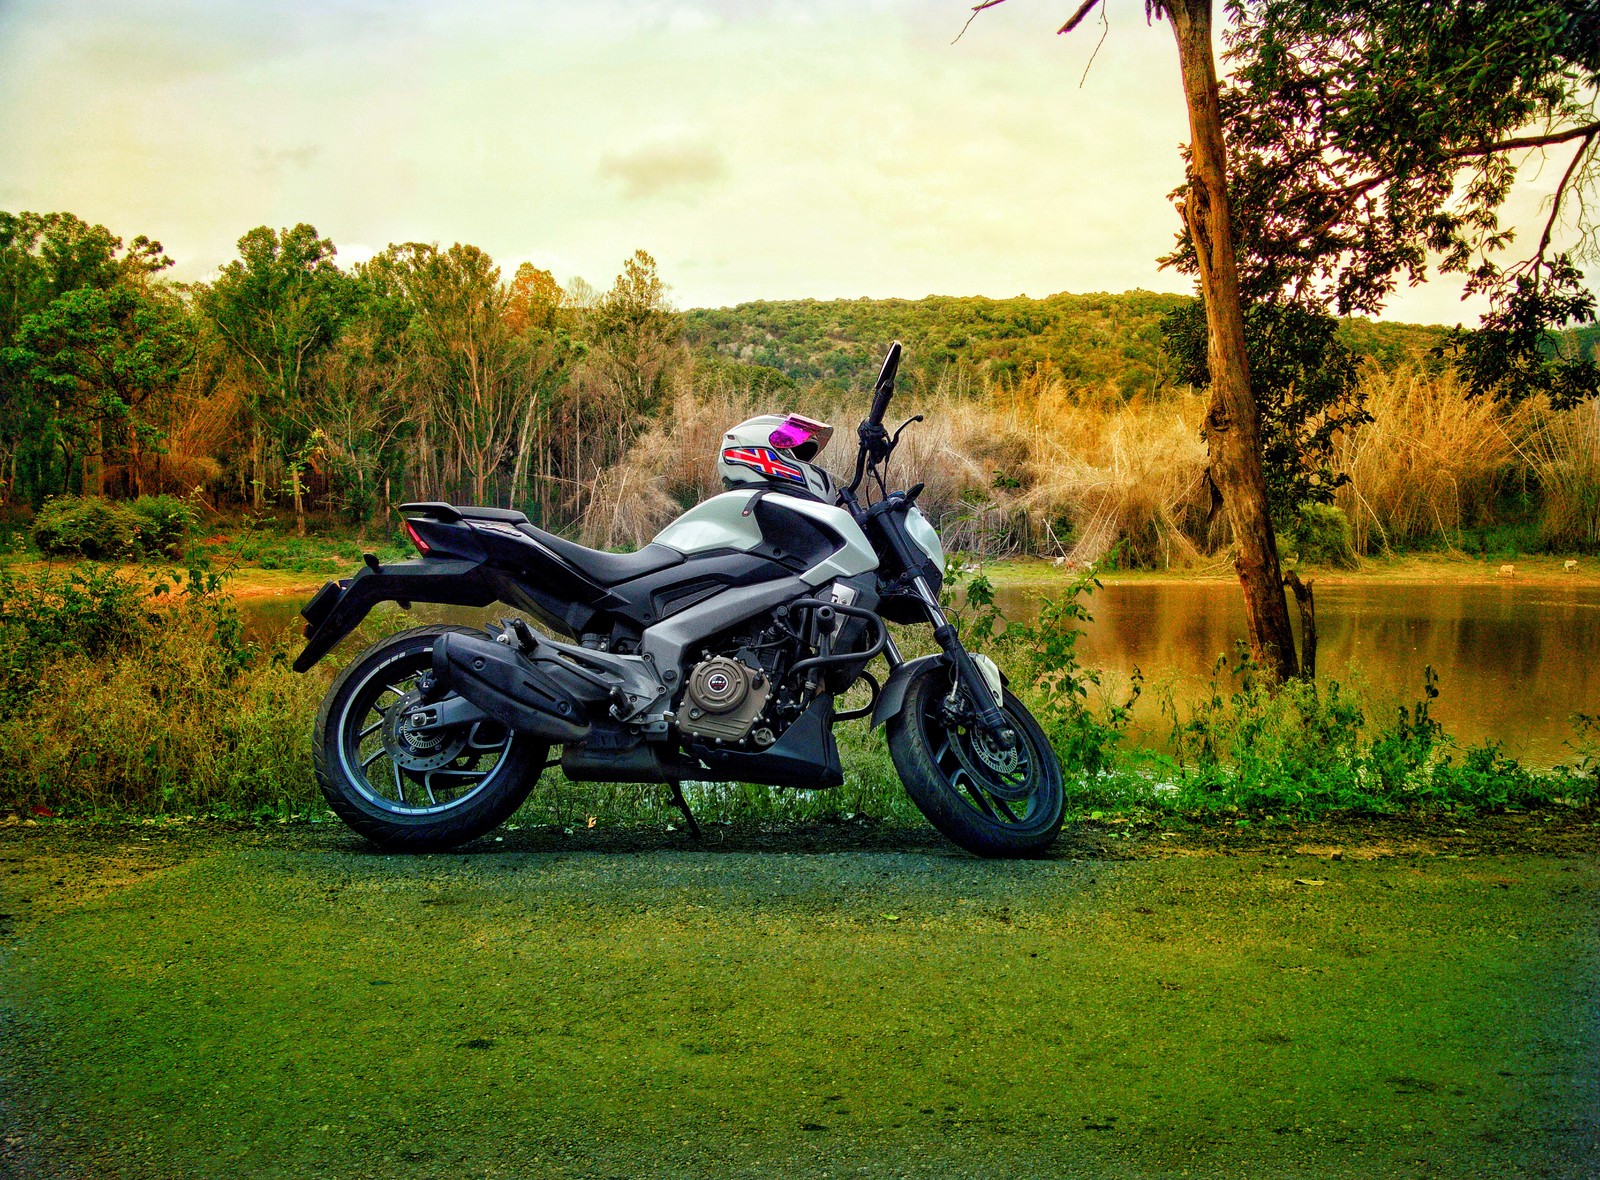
[313,626,547,851]
[887,660,1064,858]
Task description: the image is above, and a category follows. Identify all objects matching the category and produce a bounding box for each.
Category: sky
[0,0,1587,322]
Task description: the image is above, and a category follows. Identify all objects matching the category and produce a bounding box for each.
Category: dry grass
[1516,397,1600,550]
[1333,367,1519,555]
[582,362,1597,564]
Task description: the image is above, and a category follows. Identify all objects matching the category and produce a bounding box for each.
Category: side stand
[667,781,702,841]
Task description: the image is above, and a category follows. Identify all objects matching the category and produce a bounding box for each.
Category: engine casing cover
[680,655,770,742]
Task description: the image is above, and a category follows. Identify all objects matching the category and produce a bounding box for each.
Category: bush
[32,497,142,560]
[1287,503,1356,568]
[0,564,325,815]
[130,495,197,556]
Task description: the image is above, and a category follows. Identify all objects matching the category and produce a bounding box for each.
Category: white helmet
[717,413,836,501]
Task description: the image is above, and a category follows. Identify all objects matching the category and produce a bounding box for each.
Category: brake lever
[890,415,924,449]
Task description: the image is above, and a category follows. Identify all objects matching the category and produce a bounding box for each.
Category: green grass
[3,826,1595,1178]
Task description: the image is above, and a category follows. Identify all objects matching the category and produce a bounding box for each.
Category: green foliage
[1149,659,1594,817]
[684,290,1193,397]
[31,495,196,559]
[1285,503,1356,568]
[1162,299,1369,518]
[130,494,196,555]
[0,211,175,503]
[32,496,143,559]
[1213,1,1600,400]
[0,563,320,815]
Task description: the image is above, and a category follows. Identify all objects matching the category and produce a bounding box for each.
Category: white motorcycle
[295,343,1065,857]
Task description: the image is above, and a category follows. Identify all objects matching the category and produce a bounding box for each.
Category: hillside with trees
[2,209,1597,569]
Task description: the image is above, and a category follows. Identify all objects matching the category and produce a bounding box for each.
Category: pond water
[990,579,1600,766]
[247,577,1600,767]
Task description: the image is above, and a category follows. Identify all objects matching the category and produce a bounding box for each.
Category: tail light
[403,520,431,555]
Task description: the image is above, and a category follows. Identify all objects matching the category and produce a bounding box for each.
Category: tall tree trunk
[86,417,104,498]
[1166,0,1299,681]
[251,416,264,510]
[291,466,306,536]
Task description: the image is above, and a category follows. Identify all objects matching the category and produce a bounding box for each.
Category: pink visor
[768,414,834,452]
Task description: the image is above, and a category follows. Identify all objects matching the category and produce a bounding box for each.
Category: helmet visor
[768,414,834,454]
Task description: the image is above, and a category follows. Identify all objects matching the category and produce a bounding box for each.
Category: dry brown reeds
[581,360,1600,565]
[1515,396,1600,550]
[1333,366,1518,554]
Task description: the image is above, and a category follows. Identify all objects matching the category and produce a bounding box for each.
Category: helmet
[717,412,836,501]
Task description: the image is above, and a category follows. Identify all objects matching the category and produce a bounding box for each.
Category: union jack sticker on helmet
[722,446,806,484]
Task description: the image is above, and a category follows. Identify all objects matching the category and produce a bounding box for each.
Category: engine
[678,655,772,743]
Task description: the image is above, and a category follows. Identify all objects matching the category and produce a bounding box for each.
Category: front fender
[867,652,1011,729]
[291,558,497,672]
[868,654,947,729]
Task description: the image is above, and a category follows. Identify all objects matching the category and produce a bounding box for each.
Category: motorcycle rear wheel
[887,660,1065,858]
[313,626,547,851]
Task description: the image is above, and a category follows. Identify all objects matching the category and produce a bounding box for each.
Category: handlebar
[845,341,904,497]
[867,340,902,428]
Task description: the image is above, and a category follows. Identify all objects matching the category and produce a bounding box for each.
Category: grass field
[2,816,1595,1179]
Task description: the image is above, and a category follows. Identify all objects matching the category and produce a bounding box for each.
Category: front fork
[910,574,1016,748]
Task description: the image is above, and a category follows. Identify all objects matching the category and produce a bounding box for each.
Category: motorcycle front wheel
[313,626,547,851]
[887,660,1065,858]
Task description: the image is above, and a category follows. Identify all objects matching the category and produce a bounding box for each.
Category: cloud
[597,139,728,200]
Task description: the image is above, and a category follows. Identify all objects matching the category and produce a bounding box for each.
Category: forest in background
[3,209,1599,567]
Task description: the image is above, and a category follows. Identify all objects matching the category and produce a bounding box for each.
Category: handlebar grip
[868,341,902,426]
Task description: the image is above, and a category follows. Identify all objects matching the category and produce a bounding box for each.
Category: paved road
[2,819,1597,1178]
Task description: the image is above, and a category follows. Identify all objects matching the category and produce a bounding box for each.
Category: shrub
[130,495,197,556]
[32,497,142,560]
[1287,503,1356,568]
[0,564,325,815]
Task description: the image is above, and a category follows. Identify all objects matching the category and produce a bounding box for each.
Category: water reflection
[246,578,1600,767]
[993,580,1600,766]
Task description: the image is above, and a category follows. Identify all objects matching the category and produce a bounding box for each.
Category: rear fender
[292,559,498,672]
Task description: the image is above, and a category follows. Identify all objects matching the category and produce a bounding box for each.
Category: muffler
[432,632,591,744]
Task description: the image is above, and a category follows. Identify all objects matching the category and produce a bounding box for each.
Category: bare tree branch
[1534,127,1598,266]
[1058,0,1104,35]
[953,0,1012,44]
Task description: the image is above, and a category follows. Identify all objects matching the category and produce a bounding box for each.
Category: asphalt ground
[2,814,1596,1179]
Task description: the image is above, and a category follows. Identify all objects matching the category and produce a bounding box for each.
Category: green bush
[1287,503,1356,568]
[0,564,325,816]
[130,495,197,556]
[32,497,142,560]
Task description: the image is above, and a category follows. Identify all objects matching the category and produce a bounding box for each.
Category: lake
[247,576,1600,767]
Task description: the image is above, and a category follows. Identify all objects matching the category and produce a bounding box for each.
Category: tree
[1160,298,1366,520]
[197,224,352,531]
[587,250,683,446]
[0,211,171,503]
[362,244,570,507]
[966,0,1304,678]
[1210,1,1599,404]
[4,284,192,497]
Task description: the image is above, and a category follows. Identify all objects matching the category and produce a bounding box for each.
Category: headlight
[905,506,945,578]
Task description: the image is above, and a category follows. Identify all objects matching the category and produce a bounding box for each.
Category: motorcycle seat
[517,526,685,586]
[402,502,685,587]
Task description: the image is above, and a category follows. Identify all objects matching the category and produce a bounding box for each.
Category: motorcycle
[294,342,1065,857]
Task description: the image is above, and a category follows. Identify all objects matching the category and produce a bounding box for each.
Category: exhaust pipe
[432,632,590,744]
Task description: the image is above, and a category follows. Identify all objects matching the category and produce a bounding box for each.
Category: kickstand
[666,781,701,841]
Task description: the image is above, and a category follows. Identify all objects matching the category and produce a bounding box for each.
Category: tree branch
[1534,127,1598,267]
[1059,0,1103,35]
[1256,119,1600,258]
[953,0,1010,44]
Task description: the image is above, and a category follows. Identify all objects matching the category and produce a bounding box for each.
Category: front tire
[313,626,547,851]
[887,660,1065,858]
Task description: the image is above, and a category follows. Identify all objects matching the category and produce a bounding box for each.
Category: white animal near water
[1499,564,1516,577]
